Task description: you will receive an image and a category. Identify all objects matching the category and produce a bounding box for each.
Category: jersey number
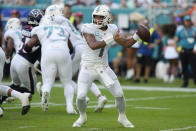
[44,26,65,38]
[99,47,105,57]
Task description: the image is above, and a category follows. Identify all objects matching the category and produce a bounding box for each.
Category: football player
[8,9,43,95]
[0,85,31,115]
[73,5,149,128]
[24,6,76,113]
[53,5,107,112]
[0,47,5,83]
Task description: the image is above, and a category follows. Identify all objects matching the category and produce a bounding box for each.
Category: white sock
[89,83,101,97]
[11,90,22,99]
[76,98,87,115]
[0,85,10,96]
[115,96,126,114]
[64,81,74,107]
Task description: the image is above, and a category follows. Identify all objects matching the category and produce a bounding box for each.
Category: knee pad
[109,80,124,97]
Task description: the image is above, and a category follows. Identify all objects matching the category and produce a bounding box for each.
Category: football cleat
[41,92,49,112]
[94,96,107,112]
[73,114,87,127]
[20,93,32,115]
[118,114,134,128]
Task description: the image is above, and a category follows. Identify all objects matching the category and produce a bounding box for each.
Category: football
[137,24,150,42]
[0,107,3,117]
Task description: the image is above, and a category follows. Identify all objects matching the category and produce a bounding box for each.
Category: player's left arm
[24,35,39,53]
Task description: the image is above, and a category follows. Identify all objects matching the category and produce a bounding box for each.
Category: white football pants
[10,54,36,93]
[71,45,101,97]
[41,47,73,100]
[77,65,124,100]
[0,48,5,83]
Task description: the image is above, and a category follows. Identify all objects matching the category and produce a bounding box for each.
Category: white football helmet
[92,5,111,28]
[45,4,63,18]
[39,15,52,25]
[5,18,22,31]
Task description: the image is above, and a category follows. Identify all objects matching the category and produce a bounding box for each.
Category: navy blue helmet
[27,9,44,27]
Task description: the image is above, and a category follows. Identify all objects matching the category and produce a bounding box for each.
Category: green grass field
[0,77,196,131]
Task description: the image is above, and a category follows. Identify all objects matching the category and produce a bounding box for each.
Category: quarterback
[73,5,150,128]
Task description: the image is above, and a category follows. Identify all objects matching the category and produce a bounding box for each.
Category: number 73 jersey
[31,24,72,53]
[81,23,118,66]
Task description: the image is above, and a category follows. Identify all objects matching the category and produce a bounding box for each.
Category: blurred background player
[6,9,43,95]
[0,10,43,104]
[0,47,5,83]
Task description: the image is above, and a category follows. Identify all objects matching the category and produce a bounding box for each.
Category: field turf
[0,77,196,131]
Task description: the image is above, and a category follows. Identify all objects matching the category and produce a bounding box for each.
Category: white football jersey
[31,24,72,54]
[81,23,118,66]
[4,29,23,52]
[54,16,84,48]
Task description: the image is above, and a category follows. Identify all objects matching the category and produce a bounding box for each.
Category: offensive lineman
[23,9,76,112]
[73,5,150,128]
[53,9,107,112]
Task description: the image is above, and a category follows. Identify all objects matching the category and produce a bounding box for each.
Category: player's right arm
[24,26,40,53]
[24,35,39,53]
[83,33,106,50]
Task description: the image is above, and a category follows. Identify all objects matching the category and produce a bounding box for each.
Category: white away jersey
[31,24,72,54]
[81,23,118,66]
[4,29,23,52]
[54,16,84,48]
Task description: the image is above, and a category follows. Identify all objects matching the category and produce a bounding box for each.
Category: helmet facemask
[92,5,112,28]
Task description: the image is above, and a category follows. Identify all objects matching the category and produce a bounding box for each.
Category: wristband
[132,33,139,41]
[103,33,114,45]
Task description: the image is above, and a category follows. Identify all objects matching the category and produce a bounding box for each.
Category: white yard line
[3,94,196,110]
[160,126,196,131]
[134,106,170,110]
[54,84,196,92]
[82,128,100,131]
[18,126,37,129]
[2,82,196,92]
